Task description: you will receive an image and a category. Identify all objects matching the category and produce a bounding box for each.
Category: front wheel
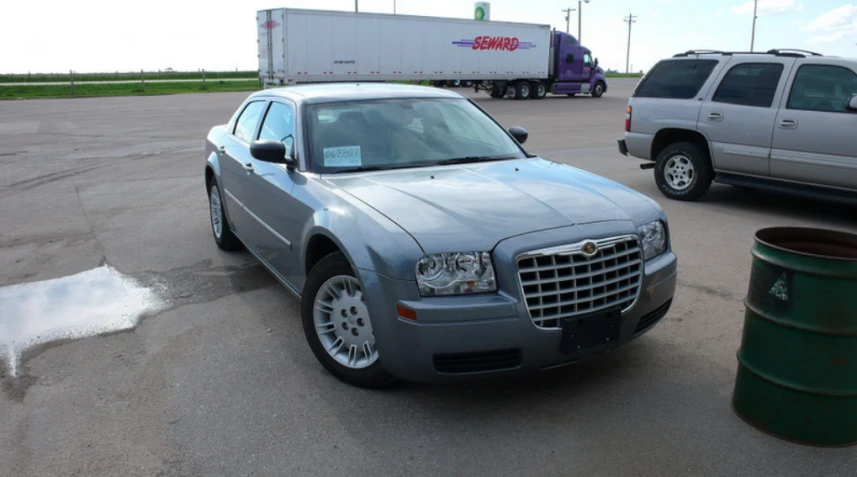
[301,252,396,389]
[654,142,713,201]
[591,81,605,98]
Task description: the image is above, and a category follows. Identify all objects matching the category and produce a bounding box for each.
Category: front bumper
[361,222,678,383]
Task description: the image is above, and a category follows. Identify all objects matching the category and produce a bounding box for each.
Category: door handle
[778,119,798,129]
[243,162,254,174]
[708,112,723,121]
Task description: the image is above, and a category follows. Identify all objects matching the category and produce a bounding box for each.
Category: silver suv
[617,49,857,202]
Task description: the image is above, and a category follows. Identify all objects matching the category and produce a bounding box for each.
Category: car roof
[248,82,467,105]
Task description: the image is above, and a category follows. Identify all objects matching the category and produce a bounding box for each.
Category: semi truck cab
[479,30,607,100]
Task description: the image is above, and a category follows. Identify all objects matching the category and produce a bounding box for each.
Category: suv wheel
[654,142,713,201]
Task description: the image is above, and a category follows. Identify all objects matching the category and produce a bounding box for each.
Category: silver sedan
[204,83,677,388]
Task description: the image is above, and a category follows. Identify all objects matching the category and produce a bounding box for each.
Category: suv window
[787,64,857,113]
[259,101,296,142]
[634,59,719,99]
[712,62,784,108]
[233,101,266,142]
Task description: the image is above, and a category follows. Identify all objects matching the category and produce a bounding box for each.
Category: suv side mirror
[250,138,296,169]
[509,126,528,144]
[848,95,857,112]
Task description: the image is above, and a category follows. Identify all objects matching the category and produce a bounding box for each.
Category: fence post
[70,70,75,96]
[141,69,145,92]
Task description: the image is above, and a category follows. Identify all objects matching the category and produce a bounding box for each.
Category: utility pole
[750,0,758,51]
[355,0,358,12]
[578,0,590,44]
[562,7,576,34]
[393,0,396,14]
[624,13,637,74]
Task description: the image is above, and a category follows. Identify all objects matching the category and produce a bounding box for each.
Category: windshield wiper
[336,163,422,173]
[434,155,519,166]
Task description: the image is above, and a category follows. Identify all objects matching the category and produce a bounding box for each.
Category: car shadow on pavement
[699,184,856,230]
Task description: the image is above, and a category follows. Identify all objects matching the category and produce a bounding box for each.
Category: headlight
[415,252,497,296]
[638,220,667,260]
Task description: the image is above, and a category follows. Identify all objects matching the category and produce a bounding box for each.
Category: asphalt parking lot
[2,79,856,477]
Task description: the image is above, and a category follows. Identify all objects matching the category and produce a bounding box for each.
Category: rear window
[634,59,719,99]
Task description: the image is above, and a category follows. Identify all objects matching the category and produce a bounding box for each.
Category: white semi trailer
[257,8,608,99]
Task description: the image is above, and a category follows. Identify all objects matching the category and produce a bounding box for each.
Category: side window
[565,54,574,63]
[786,64,857,113]
[566,36,577,44]
[584,54,593,66]
[634,59,719,99]
[712,63,784,108]
[233,101,266,142]
[259,101,296,142]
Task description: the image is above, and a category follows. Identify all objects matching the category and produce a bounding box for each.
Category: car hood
[323,158,660,253]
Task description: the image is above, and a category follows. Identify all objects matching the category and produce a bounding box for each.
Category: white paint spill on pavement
[0,265,166,377]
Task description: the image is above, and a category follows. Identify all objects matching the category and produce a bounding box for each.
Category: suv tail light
[625,106,632,132]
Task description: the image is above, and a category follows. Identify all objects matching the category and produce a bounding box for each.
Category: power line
[562,7,577,34]
[624,13,638,74]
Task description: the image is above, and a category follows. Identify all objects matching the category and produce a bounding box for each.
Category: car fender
[298,194,426,283]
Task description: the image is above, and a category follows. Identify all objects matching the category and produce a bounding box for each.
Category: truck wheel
[591,81,605,98]
[530,81,547,99]
[490,83,506,98]
[448,80,461,87]
[302,252,397,389]
[515,81,530,100]
[654,142,713,201]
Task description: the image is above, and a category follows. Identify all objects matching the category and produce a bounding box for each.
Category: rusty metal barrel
[732,226,857,447]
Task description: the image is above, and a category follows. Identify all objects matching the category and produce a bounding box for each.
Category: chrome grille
[516,235,643,329]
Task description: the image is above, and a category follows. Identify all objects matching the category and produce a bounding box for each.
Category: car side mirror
[509,126,528,144]
[250,138,296,169]
[848,95,857,112]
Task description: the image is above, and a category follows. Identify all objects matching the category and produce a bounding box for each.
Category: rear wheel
[207,179,242,251]
[301,252,396,389]
[654,142,713,201]
[530,81,547,99]
[515,80,530,100]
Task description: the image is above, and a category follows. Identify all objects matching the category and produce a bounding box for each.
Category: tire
[530,81,547,99]
[490,83,506,98]
[591,81,605,98]
[654,142,714,201]
[448,80,461,87]
[301,252,396,389]
[207,179,242,251]
[515,81,530,100]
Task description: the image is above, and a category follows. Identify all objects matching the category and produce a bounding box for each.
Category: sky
[1,0,855,74]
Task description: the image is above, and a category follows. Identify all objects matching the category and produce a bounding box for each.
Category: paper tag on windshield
[323,145,362,167]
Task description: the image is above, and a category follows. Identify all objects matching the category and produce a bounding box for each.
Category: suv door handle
[778,119,798,129]
[707,112,723,121]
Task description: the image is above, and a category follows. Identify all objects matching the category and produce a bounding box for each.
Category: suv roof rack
[673,49,823,58]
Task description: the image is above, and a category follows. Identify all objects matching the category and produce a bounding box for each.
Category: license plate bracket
[559,306,622,354]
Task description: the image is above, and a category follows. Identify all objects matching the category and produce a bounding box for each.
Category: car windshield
[305,97,526,173]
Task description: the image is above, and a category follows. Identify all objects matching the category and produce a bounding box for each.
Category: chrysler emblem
[581,241,598,256]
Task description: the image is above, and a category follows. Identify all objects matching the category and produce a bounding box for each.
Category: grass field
[0,71,641,100]
[0,80,262,100]
[0,70,256,84]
